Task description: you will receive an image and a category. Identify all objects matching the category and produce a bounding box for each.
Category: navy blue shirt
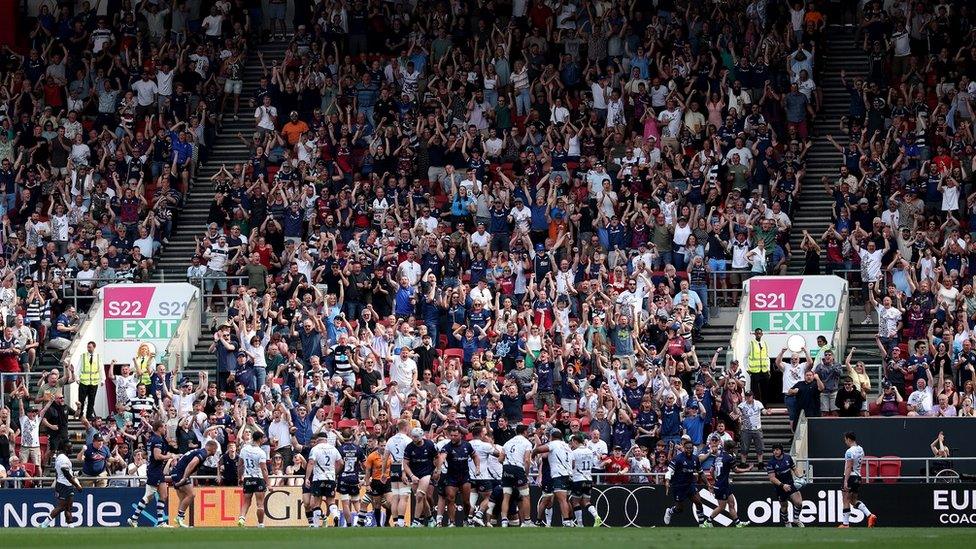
[440,440,474,477]
[712,450,735,489]
[403,439,439,477]
[668,450,702,487]
[338,442,365,483]
[766,453,796,486]
[660,404,681,437]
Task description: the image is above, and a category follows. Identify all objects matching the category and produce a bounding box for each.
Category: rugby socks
[779,507,788,524]
[842,508,851,525]
[574,507,583,525]
[436,514,444,526]
[130,498,148,522]
[587,505,598,519]
[312,509,322,527]
[545,508,552,526]
[396,515,405,527]
[328,504,340,521]
[306,509,315,526]
[857,502,872,516]
[157,500,166,524]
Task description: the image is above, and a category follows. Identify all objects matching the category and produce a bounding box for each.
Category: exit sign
[104,319,180,340]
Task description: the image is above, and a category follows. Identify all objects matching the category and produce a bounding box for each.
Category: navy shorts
[551,476,571,493]
[570,480,592,498]
[541,477,553,495]
[147,471,165,487]
[502,465,528,489]
[474,479,494,493]
[368,479,391,496]
[311,480,337,498]
[672,483,697,502]
[389,464,403,483]
[55,483,75,501]
[845,476,861,494]
[714,484,733,501]
[444,474,471,488]
[775,485,799,502]
[337,480,360,496]
[243,478,267,494]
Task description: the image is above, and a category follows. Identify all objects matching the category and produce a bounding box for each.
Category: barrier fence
[2,481,974,528]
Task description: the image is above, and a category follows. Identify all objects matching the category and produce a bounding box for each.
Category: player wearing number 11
[239,432,270,528]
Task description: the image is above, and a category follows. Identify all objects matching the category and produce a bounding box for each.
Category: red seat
[862,455,880,483]
[877,456,902,484]
[338,419,358,429]
[442,348,464,363]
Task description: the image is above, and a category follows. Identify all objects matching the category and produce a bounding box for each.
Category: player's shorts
[337,480,360,496]
[168,472,189,487]
[570,480,592,498]
[443,473,471,488]
[714,484,733,501]
[55,483,75,501]
[845,476,862,494]
[147,470,165,487]
[243,477,267,494]
[368,479,391,497]
[774,485,799,502]
[541,476,553,495]
[551,475,571,493]
[502,465,528,489]
[436,475,448,496]
[311,480,337,498]
[672,483,697,503]
[389,464,403,483]
[474,479,494,493]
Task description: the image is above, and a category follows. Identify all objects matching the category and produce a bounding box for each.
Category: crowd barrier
[3,482,975,527]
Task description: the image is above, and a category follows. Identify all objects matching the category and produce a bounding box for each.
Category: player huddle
[35,421,880,528]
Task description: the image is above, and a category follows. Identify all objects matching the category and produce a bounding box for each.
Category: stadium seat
[877,456,903,484]
[862,455,880,483]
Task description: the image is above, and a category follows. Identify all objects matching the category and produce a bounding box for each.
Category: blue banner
[0,487,163,528]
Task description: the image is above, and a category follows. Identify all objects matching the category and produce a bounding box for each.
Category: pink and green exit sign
[746,276,847,352]
[102,285,194,341]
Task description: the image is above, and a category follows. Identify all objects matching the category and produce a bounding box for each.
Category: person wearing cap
[79,433,111,488]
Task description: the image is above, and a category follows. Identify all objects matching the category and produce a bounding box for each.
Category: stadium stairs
[787,27,868,274]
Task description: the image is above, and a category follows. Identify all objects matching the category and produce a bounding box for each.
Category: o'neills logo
[741,489,862,525]
[934,489,976,524]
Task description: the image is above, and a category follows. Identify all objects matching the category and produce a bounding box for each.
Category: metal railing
[0,371,48,408]
[795,456,976,484]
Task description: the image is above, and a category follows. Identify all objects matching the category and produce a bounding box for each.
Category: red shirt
[603,455,629,484]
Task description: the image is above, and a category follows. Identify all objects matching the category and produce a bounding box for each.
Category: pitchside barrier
[3,483,976,527]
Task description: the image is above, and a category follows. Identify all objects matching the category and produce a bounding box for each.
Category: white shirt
[586,439,609,462]
[737,399,765,430]
[255,105,278,131]
[240,444,267,479]
[844,444,865,478]
[309,442,342,481]
[468,438,496,480]
[55,453,74,486]
[570,446,597,482]
[131,80,158,107]
[547,439,573,478]
[502,435,533,471]
[858,248,884,282]
[114,373,138,402]
[20,414,42,447]
[202,14,224,36]
[390,356,417,389]
[781,360,806,394]
[907,387,933,414]
[397,260,421,286]
[386,432,411,465]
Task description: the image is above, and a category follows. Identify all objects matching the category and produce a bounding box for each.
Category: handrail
[164,290,203,374]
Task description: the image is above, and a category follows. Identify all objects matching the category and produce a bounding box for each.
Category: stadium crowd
[0,0,974,527]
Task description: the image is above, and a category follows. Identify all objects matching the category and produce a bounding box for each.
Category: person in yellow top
[133,343,155,386]
[77,341,103,420]
[746,328,771,402]
[281,111,309,146]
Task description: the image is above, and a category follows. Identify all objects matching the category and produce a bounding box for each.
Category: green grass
[2,527,971,548]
